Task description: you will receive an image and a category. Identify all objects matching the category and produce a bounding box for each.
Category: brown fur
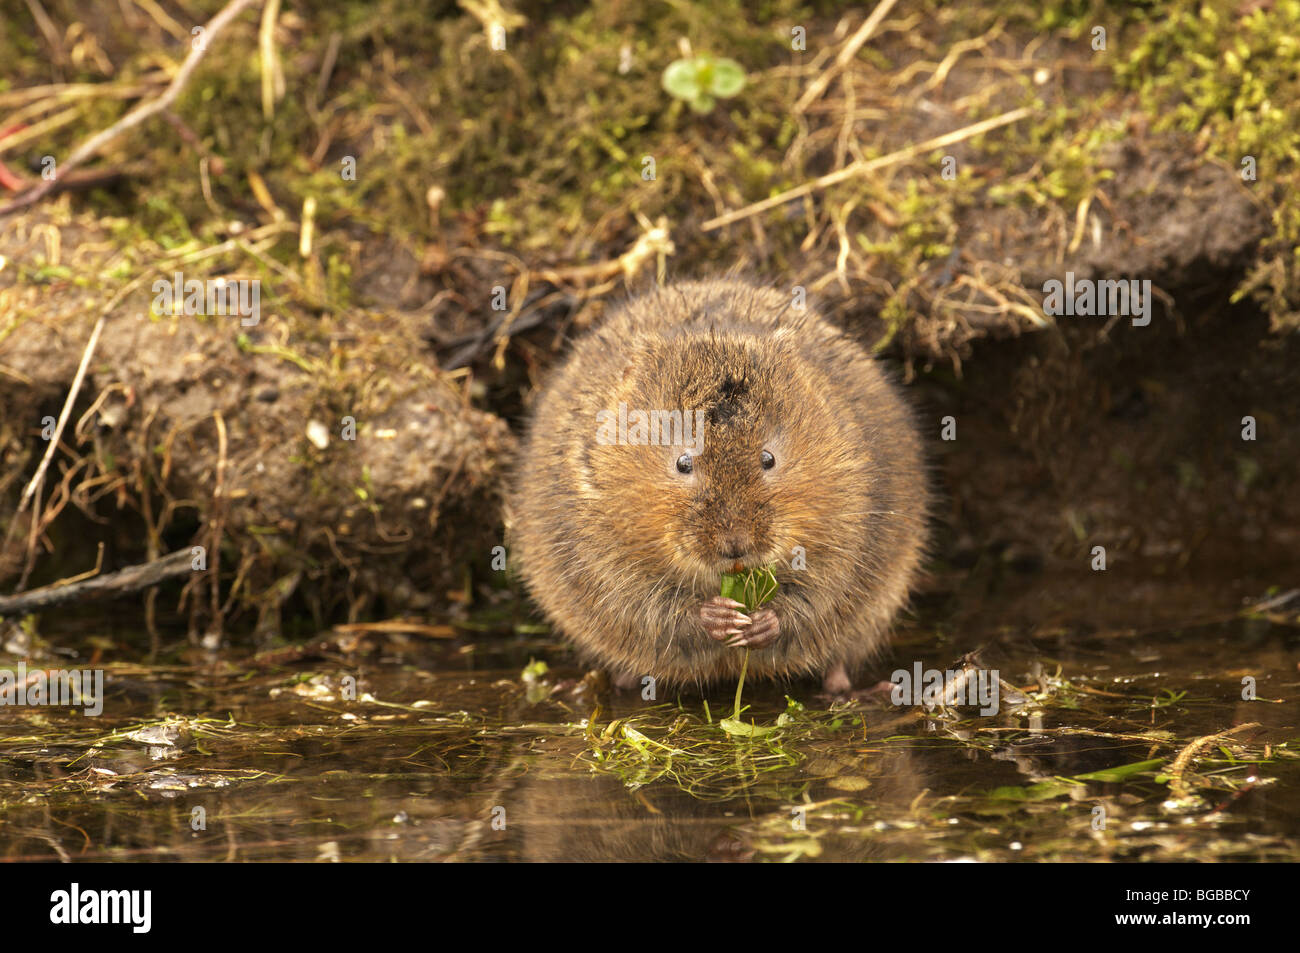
[509,280,928,687]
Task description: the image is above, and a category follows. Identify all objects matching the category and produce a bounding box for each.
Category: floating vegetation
[0,619,1294,862]
[582,696,872,800]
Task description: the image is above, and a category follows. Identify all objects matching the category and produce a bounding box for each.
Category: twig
[259,0,283,120]
[47,541,104,587]
[1246,588,1300,615]
[313,32,342,107]
[702,106,1033,231]
[0,549,194,616]
[794,0,901,114]
[299,196,317,257]
[332,620,457,638]
[0,0,259,218]
[0,106,83,158]
[207,410,229,641]
[15,314,104,517]
[23,0,66,66]
[132,0,190,43]
[0,162,148,197]
[0,82,151,110]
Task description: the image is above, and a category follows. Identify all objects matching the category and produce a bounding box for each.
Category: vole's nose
[718,536,752,561]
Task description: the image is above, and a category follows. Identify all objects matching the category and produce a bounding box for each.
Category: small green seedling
[662,55,746,113]
[718,566,779,737]
[720,565,778,613]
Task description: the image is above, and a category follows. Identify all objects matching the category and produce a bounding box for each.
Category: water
[2,584,1295,862]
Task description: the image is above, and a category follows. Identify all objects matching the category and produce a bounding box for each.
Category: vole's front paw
[729,607,780,648]
[698,595,752,643]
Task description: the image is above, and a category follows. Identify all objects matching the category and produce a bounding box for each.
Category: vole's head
[589,326,863,582]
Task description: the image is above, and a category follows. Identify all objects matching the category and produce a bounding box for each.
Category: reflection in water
[0,607,1296,862]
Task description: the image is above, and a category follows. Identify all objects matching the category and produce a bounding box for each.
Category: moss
[1120,0,1300,331]
[0,0,1219,353]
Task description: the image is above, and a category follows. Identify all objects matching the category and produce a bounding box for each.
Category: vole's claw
[729,607,780,648]
[699,595,752,642]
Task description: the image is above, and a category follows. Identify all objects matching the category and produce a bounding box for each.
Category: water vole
[510,280,927,693]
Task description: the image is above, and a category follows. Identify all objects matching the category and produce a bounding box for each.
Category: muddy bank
[1,210,512,642]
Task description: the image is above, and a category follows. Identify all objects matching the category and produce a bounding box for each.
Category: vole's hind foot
[726,607,780,648]
[698,595,752,644]
[821,664,853,697]
[611,670,641,691]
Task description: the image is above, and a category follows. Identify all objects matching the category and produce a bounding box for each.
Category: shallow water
[2,580,1296,862]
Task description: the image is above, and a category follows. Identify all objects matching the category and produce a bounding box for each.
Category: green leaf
[520,657,552,704]
[708,58,746,97]
[719,717,778,738]
[1073,758,1166,782]
[520,658,549,681]
[662,58,704,101]
[986,779,1077,801]
[719,566,779,613]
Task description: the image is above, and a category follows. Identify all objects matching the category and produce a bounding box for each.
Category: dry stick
[0,106,83,158]
[0,82,151,110]
[701,106,1033,232]
[794,0,901,114]
[132,0,190,42]
[17,482,44,593]
[314,32,342,106]
[0,0,260,218]
[259,0,283,120]
[15,314,104,517]
[23,0,66,65]
[1167,722,1262,801]
[208,410,229,642]
[0,549,195,616]
[0,163,149,202]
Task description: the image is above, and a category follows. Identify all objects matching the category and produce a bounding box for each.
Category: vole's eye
[760,450,775,470]
[675,453,694,475]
